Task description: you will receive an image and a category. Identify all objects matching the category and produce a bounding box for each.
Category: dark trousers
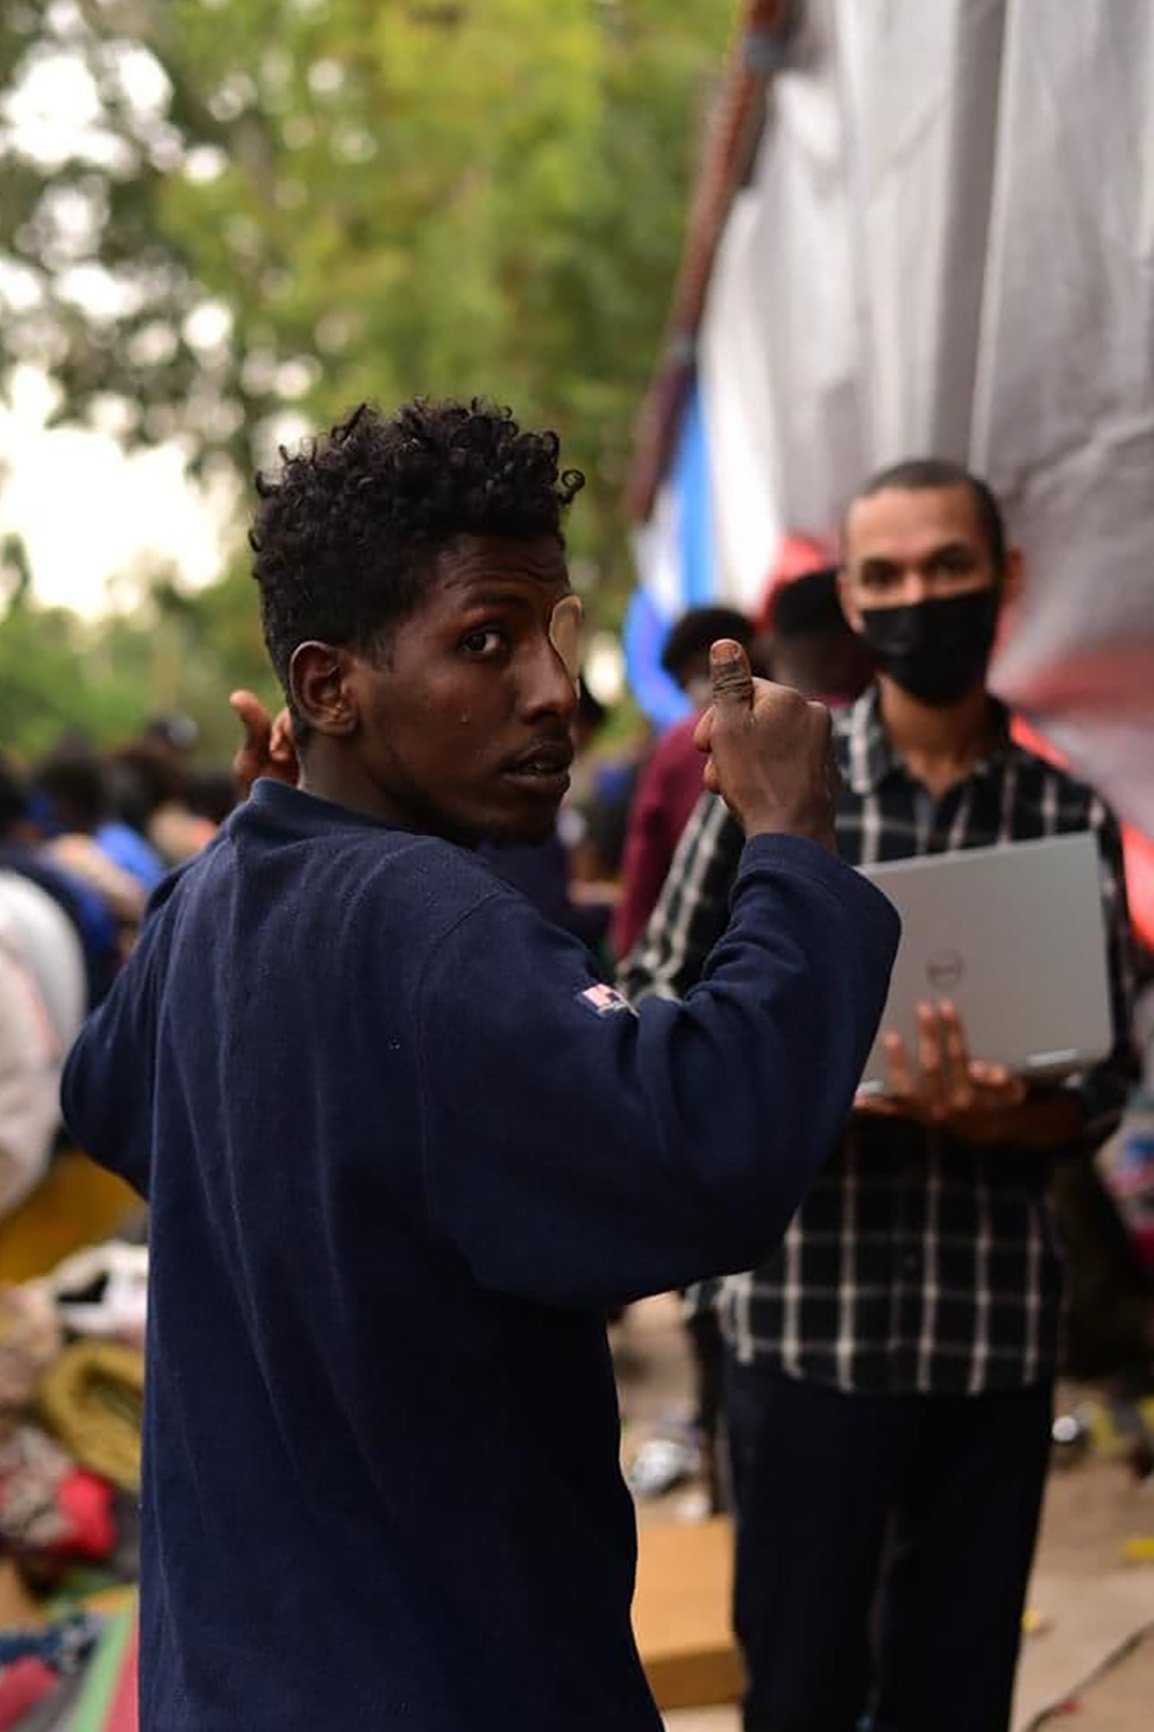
[686,1308,727,1510]
[725,1360,1052,1732]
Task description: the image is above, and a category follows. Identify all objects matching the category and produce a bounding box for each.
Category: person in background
[622,578,869,1501]
[767,565,875,706]
[0,867,86,1216]
[32,753,146,928]
[61,397,898,1732]
[0,757,120,1008]
[142,712,199,760]
[107,740,213,868]
[620,458,1138,1732]
[91,755,168,896]
[0,759,97,1214]
[184,768,238,831]
[612,605,755,960]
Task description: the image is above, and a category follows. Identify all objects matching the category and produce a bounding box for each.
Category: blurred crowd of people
[0,718,236,1217]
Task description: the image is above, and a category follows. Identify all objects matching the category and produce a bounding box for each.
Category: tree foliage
[0,0,732,756]
[0,1,727,758]
[0,538,271,763]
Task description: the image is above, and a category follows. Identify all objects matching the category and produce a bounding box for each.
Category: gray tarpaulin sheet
[686,0,1153,873]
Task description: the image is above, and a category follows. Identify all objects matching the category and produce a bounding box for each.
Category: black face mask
[858,588,1000,706]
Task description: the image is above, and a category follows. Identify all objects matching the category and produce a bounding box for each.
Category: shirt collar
[840,684,1014,796]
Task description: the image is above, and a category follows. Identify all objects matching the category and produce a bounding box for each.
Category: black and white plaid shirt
[618,689,1138,1395]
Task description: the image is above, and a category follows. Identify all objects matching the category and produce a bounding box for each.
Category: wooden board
[633,1518,744,1711]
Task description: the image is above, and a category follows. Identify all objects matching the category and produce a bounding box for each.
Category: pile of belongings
[0,1243,146,1728]
[0,1606,136,1730]
[1097,979,1154,1275]
[1099,1083,1154,1276]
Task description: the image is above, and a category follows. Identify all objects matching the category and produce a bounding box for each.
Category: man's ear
[290,643,359,737]
[837,565,864,634]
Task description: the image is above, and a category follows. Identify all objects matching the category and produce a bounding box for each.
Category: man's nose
[522,634,579,721]
[900,572,934,606]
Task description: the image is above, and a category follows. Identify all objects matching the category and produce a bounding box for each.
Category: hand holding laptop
[856,999,1030,1142]
[854,836,1112,1137]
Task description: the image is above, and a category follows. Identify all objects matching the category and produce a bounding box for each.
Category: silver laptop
[857,831,1113,1092]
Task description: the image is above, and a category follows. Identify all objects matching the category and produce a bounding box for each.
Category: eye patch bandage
[548,595,584,688]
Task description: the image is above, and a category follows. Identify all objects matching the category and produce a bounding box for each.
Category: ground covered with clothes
[0,1224,143,1732]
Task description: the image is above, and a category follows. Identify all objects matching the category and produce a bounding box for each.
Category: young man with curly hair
[62,398,899,1732]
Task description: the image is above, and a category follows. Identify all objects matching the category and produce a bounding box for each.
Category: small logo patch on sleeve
[577,982,635,1019]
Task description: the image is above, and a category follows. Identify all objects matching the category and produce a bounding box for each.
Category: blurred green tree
[1,0,730,630]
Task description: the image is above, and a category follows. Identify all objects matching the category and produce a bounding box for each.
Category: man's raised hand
[695,640,839,851]
[229,691,299,799]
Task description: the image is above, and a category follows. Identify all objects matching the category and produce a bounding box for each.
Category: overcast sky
[0,16,234,617]
[0,366,231,618]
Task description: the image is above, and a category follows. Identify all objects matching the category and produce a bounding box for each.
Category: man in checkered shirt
[619,459,1137,1732]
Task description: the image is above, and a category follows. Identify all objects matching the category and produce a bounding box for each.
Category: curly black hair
[35,752,109,834]
[659,606,754,681]
[249,398,584,733]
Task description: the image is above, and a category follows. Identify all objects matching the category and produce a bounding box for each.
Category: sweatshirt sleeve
[616,793,743,1003]
[417,833,901,1308]
[59,877,180,1199]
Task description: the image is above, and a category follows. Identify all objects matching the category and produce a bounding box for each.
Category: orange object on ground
[633,1517,744,1711]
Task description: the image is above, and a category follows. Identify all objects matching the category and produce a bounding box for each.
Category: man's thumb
[710,639,754,712]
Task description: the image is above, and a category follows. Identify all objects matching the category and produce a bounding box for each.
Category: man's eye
[462,628,505,657]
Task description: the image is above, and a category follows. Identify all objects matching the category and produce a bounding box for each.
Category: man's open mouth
[505,744,573,776]
[502,742,574,789]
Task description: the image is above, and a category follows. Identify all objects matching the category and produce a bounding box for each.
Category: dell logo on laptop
[926,949,965,992]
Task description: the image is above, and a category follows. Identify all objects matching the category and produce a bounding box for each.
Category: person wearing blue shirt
[94,818,166,892]
[61,397,899,1732]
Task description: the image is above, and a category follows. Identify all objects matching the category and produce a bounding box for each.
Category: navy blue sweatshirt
[61,779,898,1731]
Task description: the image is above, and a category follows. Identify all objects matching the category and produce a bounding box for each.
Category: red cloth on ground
[0,1427,116,1564]
[0,1658,57,1729]
[55,1470,117,1561]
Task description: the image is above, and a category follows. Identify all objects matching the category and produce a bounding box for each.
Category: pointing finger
[230,689,275,799]
[230,690,272,754]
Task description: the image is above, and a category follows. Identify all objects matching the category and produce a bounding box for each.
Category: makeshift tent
[628,0,1154,940]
